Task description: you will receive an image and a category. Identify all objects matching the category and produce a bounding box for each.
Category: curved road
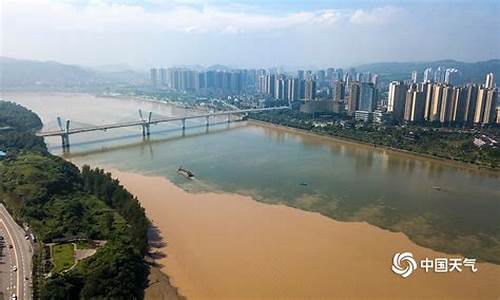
[0,204,32,300]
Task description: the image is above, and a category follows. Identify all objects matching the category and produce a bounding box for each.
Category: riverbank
[249,119,500,176]
[145,263,186,300]
[110,168,500,299]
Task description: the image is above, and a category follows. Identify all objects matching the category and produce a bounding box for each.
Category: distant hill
[356,59,500,85]
[90,64,140,73]
[0,57,146,87]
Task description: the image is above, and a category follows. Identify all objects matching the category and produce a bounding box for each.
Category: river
[3,91,500,298]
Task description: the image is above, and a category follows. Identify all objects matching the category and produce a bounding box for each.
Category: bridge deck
[37,106,288,137]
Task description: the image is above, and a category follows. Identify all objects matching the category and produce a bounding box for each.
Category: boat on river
[177,166,194,179]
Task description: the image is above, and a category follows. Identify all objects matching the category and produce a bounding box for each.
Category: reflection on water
[4,91,500,264]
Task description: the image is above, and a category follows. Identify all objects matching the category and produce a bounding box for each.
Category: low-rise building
[354,110,373,122]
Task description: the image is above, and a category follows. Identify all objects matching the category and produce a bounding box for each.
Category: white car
[11,293,17,300]
[11,266,17,272]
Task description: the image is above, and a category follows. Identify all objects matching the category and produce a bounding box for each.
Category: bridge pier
[205,116,209,127]
[141,123,150,137]
[61,133,70,151]
[227,113,231,123]
[139,109,152,137]
[182,118,186,130]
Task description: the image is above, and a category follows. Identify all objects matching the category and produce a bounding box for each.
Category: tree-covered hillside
[0,100,150,299]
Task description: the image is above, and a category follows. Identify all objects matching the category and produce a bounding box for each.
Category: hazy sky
[1,0,499,69]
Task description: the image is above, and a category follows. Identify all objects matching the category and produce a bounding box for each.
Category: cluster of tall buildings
[256,68,377,103]
[150,65,498,125]
[388,73,498,125]
[257,73,316,101]
[421,67,461,85]
[150,66,355,101]
[150,68,257,94]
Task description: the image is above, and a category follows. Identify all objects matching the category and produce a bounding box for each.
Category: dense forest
[252,110,500,169]
[0,101,47,153]
[0,101,150,299]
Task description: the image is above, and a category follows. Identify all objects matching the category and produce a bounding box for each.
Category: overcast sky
[1,0,499,69]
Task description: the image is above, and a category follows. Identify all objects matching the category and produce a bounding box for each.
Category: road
[0,204,32,300]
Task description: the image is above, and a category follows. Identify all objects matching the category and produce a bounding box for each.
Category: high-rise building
[439,85,454,123]
[206,70,216,89]
[451,86,467,122]
[474,87,487,124]
[423,68,433,82]
[316,70,326,84]
[444,68,460,85]
[297,70,304,80]
[485,73,495,89]
[304,79,316,101]
[197,72,206,90]
[404,85,415,121]
[348,81,360,114]
[266,74,275,96]
[429,84,444,122]
[150,68,158,86]
[388,81,408,121]
[358,82,377,113]
[371,74,379,87]
[333,80,345,102]
[258,73,266,94]
[434,67,445,83]
[232,71,243,93]
[344,73,352,90]
[305,70,312,80]
[158,68,167,86]
[404,84,425,122]
[215,71,224,89]
[476,88,498,124]
[336,68,344,81]
[463,83,479,123]
[474,75,498,125]
[299,79,306,99]
[287,78,300,101]
[423,81,434,121]
[326,68,335,80]
[169,68,180,89]
[274,76,287,100]
[411,71,418,83]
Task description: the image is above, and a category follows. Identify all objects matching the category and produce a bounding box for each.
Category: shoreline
[249,119,500,176]
[108,168,500,299]
[145,258,186,300]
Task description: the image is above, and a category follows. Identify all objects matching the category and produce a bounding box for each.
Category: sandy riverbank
[110,169,499,299]
[249,119,500,176]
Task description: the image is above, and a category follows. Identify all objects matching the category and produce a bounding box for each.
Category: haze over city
[2,0,499,69]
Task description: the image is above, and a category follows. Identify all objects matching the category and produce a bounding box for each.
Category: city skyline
[2,0,499,69]
[148,64,498,125]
